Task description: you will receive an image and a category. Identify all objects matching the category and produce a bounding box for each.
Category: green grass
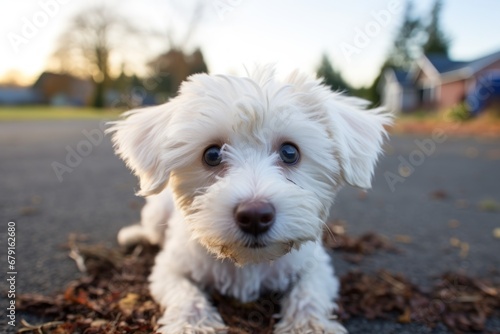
[0,106,123,121]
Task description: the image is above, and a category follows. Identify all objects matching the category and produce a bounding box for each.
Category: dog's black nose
[234,201,275,236]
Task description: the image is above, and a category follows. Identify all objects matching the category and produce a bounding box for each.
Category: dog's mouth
[243,240,297,250]
[212,239,307,265]
[247,241,267,249]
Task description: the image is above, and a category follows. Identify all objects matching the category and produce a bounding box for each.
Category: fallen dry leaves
[339,270,500,333]
[16,227,500,334]
[390,113,500,138]
[323,220,398,263]
[17,243,161,334]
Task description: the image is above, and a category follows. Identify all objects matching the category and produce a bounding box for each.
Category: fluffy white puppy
[108,66,390,334]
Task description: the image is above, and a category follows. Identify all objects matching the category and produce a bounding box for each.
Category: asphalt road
[1,119,499,333]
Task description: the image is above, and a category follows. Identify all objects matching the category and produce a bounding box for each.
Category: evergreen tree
[423,0,450,55]
[365,0,451,105]
[387,1,424,69]
[316,54,350,92]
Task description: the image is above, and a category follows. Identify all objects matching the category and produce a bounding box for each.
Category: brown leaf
[398,307,411,323]
[118,293,140,316]
[493,228,500,239]
[19,206,39,216]
[430,190,449,200]
[394,235,412,244]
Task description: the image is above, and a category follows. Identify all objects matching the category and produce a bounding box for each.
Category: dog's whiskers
[321,221,335,241]
[286,177,306,190]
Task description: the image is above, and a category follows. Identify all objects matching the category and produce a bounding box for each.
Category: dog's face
[109,67,390,265]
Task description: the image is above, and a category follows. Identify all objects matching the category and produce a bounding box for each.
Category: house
[33,72,94,106]
[0,85,41,105]
[379,50,500,113]
[379,69,417,114]
[0,72,95,107]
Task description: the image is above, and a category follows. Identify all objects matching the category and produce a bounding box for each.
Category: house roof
[32,71,94,104]
[33,72,90,89]
[381,50,500,91]
[425,54,468,74]
[393,69,409,83]
[383,68,412,88]
[467,50,500,73]
[422,50,500,81]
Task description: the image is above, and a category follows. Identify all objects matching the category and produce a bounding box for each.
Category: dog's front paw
[156,307,227,334]
[117,224,148,246]
[117,224,162,246]
[274,318,347,334]
[157,324,227,334]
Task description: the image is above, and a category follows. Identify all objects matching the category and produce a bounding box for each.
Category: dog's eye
[203,146,222,166]
[279,143,299,165]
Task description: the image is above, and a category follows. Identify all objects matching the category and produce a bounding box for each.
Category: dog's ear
[327,96,392,189]
[284,71,391,189]
[107,105,173,196]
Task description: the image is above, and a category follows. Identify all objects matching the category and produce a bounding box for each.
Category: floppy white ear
[107,105,172,196]
[327,96,392,189]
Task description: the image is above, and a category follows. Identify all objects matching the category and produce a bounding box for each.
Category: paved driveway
[1,120,499,333]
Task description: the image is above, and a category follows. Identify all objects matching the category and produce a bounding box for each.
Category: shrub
[448,102,472,121]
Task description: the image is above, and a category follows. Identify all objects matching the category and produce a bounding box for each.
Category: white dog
[108,66,390,334]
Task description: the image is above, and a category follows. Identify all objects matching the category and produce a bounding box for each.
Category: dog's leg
[117,189,173,246]
[149,250,227,334]
[274,245,347,334]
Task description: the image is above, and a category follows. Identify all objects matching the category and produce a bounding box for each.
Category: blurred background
[1,0,499,115]
[1,1,500,333]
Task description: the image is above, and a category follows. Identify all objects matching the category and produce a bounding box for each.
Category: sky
[1,0,500,88]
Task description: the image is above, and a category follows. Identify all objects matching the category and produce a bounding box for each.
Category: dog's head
[108,66,391,265]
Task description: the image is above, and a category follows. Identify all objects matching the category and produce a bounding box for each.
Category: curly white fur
[107,66,391,334]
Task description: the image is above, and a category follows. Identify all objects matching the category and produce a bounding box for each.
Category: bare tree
[50,1,208,107]
[50,6,140,108]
